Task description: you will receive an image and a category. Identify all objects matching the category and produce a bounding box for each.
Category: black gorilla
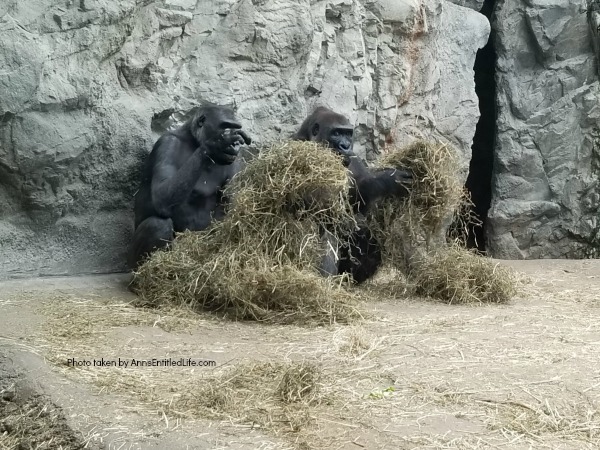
[128,104,251,269]
[295,106,412,283]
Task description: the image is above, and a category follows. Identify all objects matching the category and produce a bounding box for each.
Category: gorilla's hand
[392,168,413,185]
[204,129,251,165]
[236,129,252,146]
[391,168,413,197]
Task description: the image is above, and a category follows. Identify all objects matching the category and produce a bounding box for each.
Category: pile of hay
[412,245,519,304]
[368,140,518,304]
[380,140,464,239]
[369,140,464,270]
[132,141,362,324]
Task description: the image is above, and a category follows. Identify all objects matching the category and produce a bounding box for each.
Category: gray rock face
[447,0,485,12]
[0,0,488,279]
[591,1,600,77]
[487,0,600,259]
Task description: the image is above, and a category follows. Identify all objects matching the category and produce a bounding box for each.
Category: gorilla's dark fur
[295,106,412,283]
[128,104,251,269]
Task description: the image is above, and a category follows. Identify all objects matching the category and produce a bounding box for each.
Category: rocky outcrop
[0,0,488,279]
[487,0,600,258]
[590,0,600,76]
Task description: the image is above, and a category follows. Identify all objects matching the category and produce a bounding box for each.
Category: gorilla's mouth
[336,146,353,157]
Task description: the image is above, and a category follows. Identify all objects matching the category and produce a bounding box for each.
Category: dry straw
[0,385,85,450]
[133,138,517,310]
[370,140,518,304]
[370,140,464,266]
[132,141,362,324]
[34,296,335,446]
[380,140,464,241]
[153,361,325,431]
[412,245,518,304]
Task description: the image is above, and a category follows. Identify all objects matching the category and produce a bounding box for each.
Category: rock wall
[0,0,488,279]
[486,0,600,258]
[591,1,600,70]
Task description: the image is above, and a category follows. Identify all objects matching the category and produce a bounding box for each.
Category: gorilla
[295,106,412,283]
[128,104,251,269]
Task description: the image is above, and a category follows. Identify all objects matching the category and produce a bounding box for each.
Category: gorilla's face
[326,125,354,157]
[192,106,247,165]
[202,107,241,138]
[295,107,356,163]
[311,122,354,159]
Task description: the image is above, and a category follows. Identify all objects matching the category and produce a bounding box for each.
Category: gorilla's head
[191,104,241,141]
[189,104,247,165]
[296,106,355,160]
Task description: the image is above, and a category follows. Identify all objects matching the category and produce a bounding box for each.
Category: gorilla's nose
[339,142,352,154]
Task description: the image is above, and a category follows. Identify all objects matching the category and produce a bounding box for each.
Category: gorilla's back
[133,147,159,228]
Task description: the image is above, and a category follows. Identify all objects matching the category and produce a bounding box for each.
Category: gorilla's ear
[311,123,320,137]
[196,114,206,128]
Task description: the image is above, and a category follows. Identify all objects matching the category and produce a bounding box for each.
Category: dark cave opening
[465,0,497,252]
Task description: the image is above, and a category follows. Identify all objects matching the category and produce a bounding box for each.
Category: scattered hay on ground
[483,396,600,442]
[160,361,324,431]
[133,141,363,325]
[39,294,201,336]
[368,140,519,304]
[332,326,385,361]
[277,362,322,405]
[21,262,600,449]
[71,361,324,436]
[34,297,329,446]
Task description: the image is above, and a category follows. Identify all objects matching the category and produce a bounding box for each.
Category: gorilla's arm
[347,157,412,214]
[150,136,213,217]
[369,168,413,197]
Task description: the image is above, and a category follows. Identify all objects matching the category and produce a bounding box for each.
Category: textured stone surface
[447,0,484,12]
[0,0,488,279]
[591,2,600,77]
[487,0,600,259]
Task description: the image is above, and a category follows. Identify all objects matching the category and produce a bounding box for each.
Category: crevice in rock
[465,0,497,252]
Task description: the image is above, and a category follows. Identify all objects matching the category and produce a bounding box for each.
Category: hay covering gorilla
[132,140,363,324]
[295,106,413,283]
